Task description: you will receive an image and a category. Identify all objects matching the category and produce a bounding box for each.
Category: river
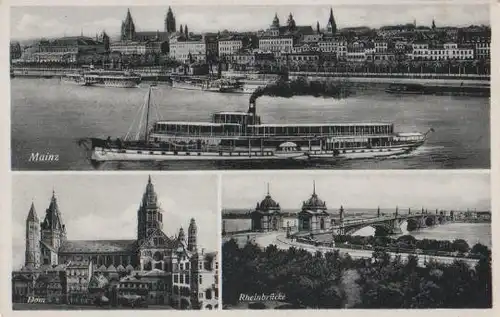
[11,78,489,170]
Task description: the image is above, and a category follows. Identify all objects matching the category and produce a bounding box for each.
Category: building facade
[12,176,218,310]
[297,184,331,232]
[250,186,284,232]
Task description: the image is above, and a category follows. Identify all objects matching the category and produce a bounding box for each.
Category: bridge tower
[338,205,345,235]
[450,210,455,221]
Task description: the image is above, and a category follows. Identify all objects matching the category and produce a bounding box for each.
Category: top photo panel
[10,4,490,171]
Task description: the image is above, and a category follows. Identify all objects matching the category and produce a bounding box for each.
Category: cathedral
[12,176,218,310]
[120,7,175,42]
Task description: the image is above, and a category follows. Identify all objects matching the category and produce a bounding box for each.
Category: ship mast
[144,87,152,143]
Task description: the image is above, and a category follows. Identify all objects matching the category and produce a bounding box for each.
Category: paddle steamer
[81,87,433,162]
[62,70,141,88]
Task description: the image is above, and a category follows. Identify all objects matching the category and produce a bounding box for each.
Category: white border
[1,0,498,316]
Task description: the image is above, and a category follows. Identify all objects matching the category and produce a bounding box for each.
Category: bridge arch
[406,218,420,231]
[424,216,435,226]
[343,222,396,236]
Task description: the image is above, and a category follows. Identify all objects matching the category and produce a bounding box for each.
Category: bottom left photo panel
[10,173,220,311]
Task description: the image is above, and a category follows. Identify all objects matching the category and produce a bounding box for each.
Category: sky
[10,2,490,40]
[222,171,490,211]
[12,174,219,269]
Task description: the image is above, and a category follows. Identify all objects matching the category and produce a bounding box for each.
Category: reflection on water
[12,78,490,170]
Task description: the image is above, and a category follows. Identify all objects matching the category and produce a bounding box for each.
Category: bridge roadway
[250,232,478,268]
[293,212,452,237]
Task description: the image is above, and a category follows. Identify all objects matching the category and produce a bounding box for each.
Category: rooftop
[58,239,138,253]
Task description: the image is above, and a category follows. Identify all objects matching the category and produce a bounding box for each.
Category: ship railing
[151,131,395,138]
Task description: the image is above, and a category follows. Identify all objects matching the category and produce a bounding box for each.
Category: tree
[470,243,490,258]
[451,239,470,253]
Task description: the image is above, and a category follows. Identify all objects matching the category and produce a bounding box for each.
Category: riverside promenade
[12,67,490,87]
[227,232,479,268]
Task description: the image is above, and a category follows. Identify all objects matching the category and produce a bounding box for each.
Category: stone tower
[121,8,136,41]
[25,202,41,268]
[165,6,176,33]
[137,176,163,244]
[187,218,197,252]
[41,191,67,250]
[178,227,185,242]
[326,7,337,34]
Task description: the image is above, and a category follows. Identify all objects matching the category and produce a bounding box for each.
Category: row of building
[10,7,490,66]
[12,176,218,309]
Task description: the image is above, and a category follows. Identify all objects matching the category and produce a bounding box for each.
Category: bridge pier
[388,218,403,234]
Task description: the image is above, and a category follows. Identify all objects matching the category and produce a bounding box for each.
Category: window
[174,274,178,283]
[199,275,202,284]
[205,289,212,300]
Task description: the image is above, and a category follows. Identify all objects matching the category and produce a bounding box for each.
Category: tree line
[222,239,491,309]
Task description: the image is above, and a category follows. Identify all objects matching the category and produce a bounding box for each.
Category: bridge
[292,209,455,239]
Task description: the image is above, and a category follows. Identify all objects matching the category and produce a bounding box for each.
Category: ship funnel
[248,101,256,116]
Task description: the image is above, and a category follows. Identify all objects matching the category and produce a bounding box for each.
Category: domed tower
[25,202,41,268]
[251,184,283,232]
[298,181,331,232]
[286,13,296,31]
[188,218,197,252]
[121,8,136,41]
[41,190,67,250]
[270,13,280,37]
[137,176,164,244]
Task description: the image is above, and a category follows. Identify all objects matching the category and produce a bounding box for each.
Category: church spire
[27,202,38,222]
[25,202,41,268]
[327,7,337,34]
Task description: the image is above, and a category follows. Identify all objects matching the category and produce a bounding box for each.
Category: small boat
[385,83,426,94]
[79,87,434,163]
[171,76,240,93]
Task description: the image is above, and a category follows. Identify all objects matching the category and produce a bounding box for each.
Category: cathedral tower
[25,202,41,268]
[178,227,185,242]
[41,190,67,250]
[137,176,164,244]
[121,8,136,41]
[326,7,337,34]
[164,6,176,33]
[187,218,197,252]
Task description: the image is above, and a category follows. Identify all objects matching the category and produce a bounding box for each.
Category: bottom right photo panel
[221,171,491,309]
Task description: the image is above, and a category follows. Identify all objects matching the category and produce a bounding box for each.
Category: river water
[11,78,489,170]
[223,218,491,249]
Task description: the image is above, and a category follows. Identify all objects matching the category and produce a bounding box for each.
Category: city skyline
[12,174,218,269]
[222,172,490,211]
[11,4,490,41]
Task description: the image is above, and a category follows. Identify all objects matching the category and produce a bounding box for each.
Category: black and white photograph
[11,174,219,310]
[221,171,492,309]
[10,2,490,170]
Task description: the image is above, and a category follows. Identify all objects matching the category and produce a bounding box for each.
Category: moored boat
[80,87,434,163]
[171,75,240,92]
[62,69,141,88]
